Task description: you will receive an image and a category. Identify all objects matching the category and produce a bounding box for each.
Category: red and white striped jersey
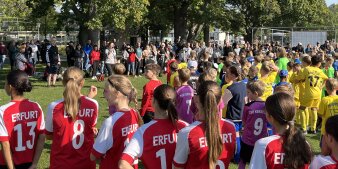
[249,135,310,169]
[173,119,236,169]
[92,109,140,169]
[0,99,45,165]
[121,119,188,169]
[46,96,98,169]
[310,155,338,169]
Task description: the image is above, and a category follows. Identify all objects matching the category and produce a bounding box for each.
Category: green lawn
[0,64,321,169]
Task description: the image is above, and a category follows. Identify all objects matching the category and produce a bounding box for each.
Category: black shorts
[48,65,59,74]
[240,139,254,163]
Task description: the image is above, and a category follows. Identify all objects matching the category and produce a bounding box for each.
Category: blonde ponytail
[62,67,84,120]
[63,78,81,120]
[204,90,222,169]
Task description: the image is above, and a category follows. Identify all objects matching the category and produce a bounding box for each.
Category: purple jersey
[176,85,194,123]
[241,101,268,146]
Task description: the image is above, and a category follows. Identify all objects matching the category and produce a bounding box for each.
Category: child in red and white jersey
[0,70,45,169]
[173,81,236,169]
[310,115,338,169]
[119,84,188,169]
[249,92,312,169]
[91,75,142,169]
[46,67,99,169]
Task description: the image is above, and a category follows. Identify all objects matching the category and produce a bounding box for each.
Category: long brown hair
[62,67,84,120]
[197,81,222,168]
[265,93,312,169]
[153,84,178,127]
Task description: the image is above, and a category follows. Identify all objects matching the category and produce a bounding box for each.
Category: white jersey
[310,155,338,169]
[249,135,309,169]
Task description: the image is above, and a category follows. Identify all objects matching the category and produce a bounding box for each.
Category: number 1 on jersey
[156,149,167,169]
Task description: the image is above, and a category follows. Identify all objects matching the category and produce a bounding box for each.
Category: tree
[227,0,332,42]
[28,0,149,45]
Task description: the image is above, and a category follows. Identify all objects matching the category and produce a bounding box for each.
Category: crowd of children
[0,39,338,169]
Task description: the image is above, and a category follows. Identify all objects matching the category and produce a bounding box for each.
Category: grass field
[0,64,322,169]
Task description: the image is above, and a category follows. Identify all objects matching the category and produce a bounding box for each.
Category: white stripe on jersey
[249,135,281,169]
[173,121,202,165]
[221,118,236,129]
[93,112,124,154]
[84,96,99,125]
[0,102,16,137]
[30,100,45,130]
[310,155,337,169]
[46,99,64,133]
[123,120,157,158]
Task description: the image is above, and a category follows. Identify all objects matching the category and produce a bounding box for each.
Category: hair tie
[287,121,294,126]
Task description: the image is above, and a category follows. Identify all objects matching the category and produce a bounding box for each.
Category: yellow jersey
[318,95,338,134]
[287,70,293,82]
[289,71,300,100]
[261,71,277,101]
[299,66,328,99]
[178,62,187,69]
[169,71,178,87]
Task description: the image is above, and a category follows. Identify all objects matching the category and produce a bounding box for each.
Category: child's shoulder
[245,100,265,107]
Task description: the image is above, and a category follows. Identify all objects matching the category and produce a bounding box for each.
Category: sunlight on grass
[0,65,322,169]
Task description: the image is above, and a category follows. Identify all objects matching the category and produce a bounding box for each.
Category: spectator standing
[105,42,116,76]
[7,41,18,70]
[29,40,39,67]
[135,42,143,76]
[127,47,136,76]
[40,39,50,64]
[46,39,61,87]
[74,44,85,69]
[83,40,93,70]
[0,42,7,69]
[90,45,101,79]
[100,41,107,74]
[66,41,76,67]
[15,46,27,71]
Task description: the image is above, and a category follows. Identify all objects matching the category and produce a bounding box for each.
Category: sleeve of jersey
[248,139,267,169]
[320,71,328,80]
[0,109,9,141]
[121,130,143,165]
[141,86,150,116]
[92,118,114,159]
[318,99,327,117]
[173,129,190,168]
[45,103,54,135]
[297,69,305,81]
[37,104,46,134]
[242,106,248,126]
[92,99,99,127]
[309,156,322,169]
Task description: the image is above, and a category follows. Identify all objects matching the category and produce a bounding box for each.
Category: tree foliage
[0,0,31,18]
[27,0,149,44]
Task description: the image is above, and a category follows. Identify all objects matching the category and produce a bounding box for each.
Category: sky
[325,0,336,6]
